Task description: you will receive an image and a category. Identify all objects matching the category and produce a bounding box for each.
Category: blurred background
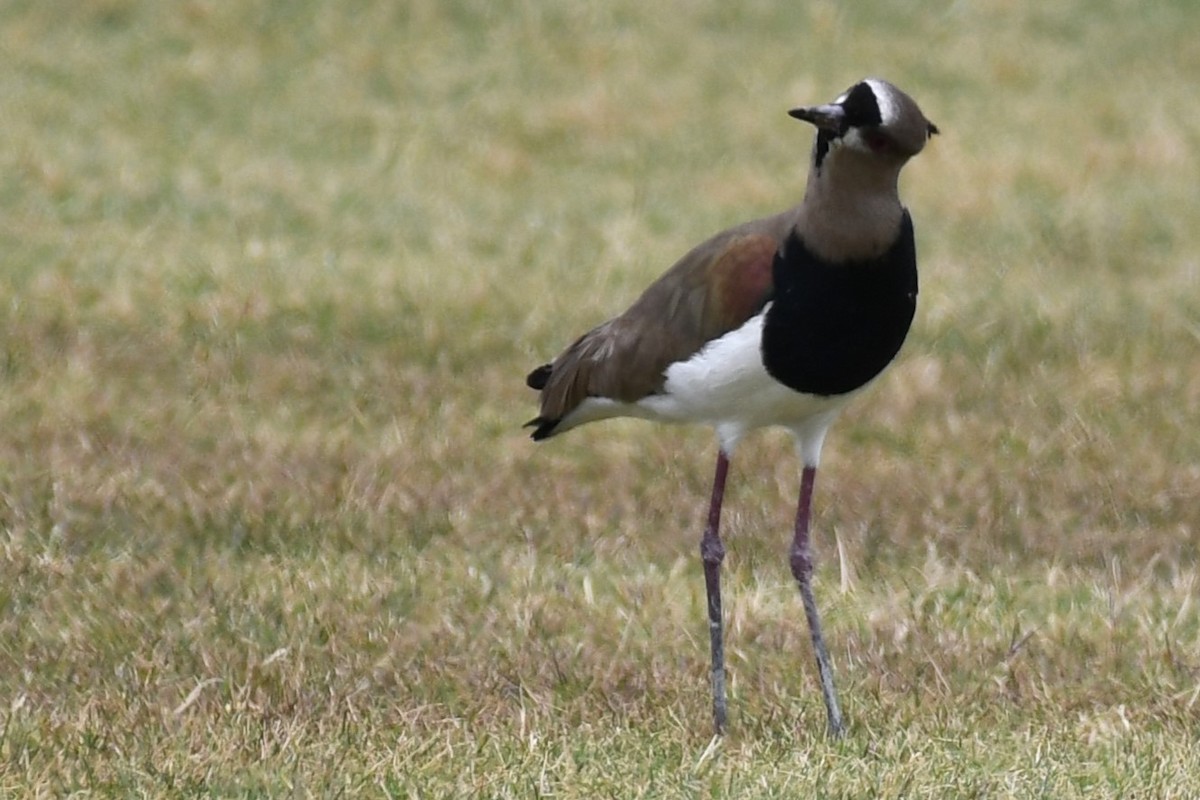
[2,0,1198,794]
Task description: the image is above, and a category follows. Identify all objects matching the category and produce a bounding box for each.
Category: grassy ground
[3,0,1199,796]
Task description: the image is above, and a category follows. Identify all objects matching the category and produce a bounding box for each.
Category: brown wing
[527,209,797,438]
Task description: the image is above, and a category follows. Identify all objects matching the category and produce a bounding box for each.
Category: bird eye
[863,130,890,151]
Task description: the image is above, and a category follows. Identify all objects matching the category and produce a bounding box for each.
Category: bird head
[789,79,938,170]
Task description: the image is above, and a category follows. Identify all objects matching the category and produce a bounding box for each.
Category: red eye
[864,130,891,151]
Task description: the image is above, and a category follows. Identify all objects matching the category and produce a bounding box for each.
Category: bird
[524,78,937,737]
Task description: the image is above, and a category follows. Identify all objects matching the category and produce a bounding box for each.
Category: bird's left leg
[701,449,731,735]
[789,465,845,738]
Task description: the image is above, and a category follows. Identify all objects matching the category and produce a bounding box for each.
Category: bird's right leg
[701,449,731,735]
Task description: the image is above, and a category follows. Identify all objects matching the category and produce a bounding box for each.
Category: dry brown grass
[1,0,1199,796]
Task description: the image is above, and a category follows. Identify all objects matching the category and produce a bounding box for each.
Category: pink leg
[700,450,730,735]
[789,465,845,737]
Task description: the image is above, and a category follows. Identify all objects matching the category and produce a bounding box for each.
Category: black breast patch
[761,212,918,396]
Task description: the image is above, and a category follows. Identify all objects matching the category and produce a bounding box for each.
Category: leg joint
[789,543,812,583]
[701,534,726,566]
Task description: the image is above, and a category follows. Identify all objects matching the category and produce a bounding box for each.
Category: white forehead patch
[863,78,900,126]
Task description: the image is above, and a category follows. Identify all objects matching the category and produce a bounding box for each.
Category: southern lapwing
[525,78,937,737]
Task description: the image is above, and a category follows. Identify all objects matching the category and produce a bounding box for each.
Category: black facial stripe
[841,82,883,128]
[814,130,834,168]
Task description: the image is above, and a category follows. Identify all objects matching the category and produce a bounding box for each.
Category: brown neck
[795,148,905,263]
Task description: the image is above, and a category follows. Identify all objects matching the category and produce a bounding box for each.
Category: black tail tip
[525,365,557,439]
[524,416,560,441]
[526,364,552,391]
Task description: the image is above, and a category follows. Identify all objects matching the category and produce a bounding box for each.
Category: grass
[2,0,1199,795]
